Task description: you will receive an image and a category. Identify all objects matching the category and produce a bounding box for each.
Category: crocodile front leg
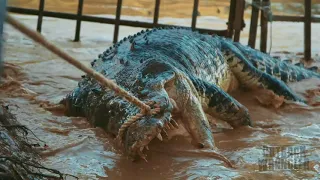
[124,69,176,160]
[165,73,215,148]
[191,77,252,127]
[125,70,215,160]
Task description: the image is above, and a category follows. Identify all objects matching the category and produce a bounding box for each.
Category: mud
[2,15,320,179]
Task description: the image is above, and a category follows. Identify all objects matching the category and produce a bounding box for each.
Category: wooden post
[227,0,236,38]
[191,0,199,31]
[113,0,123,43]
[36,0,45,32]
[260,0,269,53]
[153,0,160,26]
[304,0,311,61]
[233,0,245,42]
[74,0,84,42]
[248,0,260,48]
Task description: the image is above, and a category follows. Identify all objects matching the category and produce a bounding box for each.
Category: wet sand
[2,14,320,179]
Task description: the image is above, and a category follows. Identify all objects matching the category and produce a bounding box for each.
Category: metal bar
[191,0,199,30]
[74,0,84,42]
[260,0,269,53]
[248,0,260,48]
[273,15,305,22]
[113,0,123,43]
[7,7,227,36]
[304,0,311,61]
[227,0,236,38]
[11,6,320,24]
[312,16,320,23]
[153,0,160,26]
[0,0,7,75]
[36,0,45,32]
[233,0,245,42]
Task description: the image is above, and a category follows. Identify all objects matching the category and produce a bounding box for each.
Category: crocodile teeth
[140,146,144,151]
[137,150,148,162]
[145,145,149,150]
[165,123,171,130]
[162,129,168,136]
[170,119,179,128]
[161,129,169,140]
[157,133,163,141]
[168,122,175,129]
[131,141,138,151]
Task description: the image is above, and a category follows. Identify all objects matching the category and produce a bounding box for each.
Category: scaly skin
[62,27,319,163]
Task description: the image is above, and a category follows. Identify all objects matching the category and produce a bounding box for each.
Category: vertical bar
[260,0,269,53]
[153,0,160,26]
[74,0,84,42]
[248,0,260,48]
[304,0,311,61]
[191,0,199,30]
[233,0,245,42]
[36,0,45,32]
[0,0,7,76]
[227,0,236,38]
[113,0,123,43]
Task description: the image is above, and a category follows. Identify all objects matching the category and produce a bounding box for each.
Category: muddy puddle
[2,15,320,179]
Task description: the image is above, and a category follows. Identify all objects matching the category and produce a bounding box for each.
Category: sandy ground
[2,14,320,179]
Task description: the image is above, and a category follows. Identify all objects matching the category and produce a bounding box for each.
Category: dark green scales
[62,27,320,161]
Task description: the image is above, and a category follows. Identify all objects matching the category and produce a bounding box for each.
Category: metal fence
[6,0,319,61]
[7,0,240,43]
[248,0,320,61]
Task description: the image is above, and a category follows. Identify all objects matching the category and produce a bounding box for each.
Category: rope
[5,14,160,143]
[5,14,151,115]
[116,105,161,145]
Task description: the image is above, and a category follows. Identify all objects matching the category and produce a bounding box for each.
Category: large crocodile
[62,27,320,163]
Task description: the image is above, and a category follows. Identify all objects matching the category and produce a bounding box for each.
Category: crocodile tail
[230,41,320,83]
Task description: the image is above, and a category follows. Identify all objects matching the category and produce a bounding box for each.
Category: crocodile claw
[124,113,171,161]
[157,133,163,141]
[170,118,179,128]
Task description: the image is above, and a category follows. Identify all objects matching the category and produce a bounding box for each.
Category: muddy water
[2,15,320,179]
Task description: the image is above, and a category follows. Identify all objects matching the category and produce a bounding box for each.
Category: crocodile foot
[124,112,177,161]
[122,70,220,163]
